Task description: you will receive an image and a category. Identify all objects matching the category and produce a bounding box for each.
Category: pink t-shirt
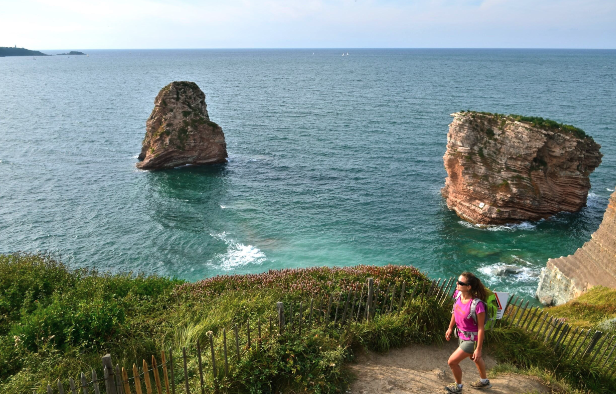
[452,290,486,341]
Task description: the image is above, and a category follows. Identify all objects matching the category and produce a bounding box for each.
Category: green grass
[547,287,616,329]
[2,254,614,393]
[0,253,444,394]
[458,111,592,141]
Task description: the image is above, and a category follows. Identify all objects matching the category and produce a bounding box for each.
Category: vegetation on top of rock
[57,51,86,56]
[0,47,49,57]
[459,110,591,141]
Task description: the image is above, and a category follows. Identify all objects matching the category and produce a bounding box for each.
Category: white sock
[480,378,489,384]
[458,383,463,388]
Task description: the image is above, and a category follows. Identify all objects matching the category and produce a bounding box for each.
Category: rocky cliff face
[442,112,602,224]
[137,81,227,170]
[537,189,616,305]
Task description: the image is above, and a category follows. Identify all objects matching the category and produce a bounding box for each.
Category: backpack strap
[468,299,487,325]
[451,291,462,314]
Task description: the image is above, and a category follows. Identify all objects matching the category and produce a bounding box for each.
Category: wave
[607,188,614,192]
[478,262,540,287]
[458,220,536,232]
[208,232,266,271]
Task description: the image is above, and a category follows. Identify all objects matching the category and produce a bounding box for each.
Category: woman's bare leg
[473,354,488,379]
[448,347,471,384]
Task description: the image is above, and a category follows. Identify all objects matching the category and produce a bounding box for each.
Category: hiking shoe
[445,383,463,393]
[470,379,492,389]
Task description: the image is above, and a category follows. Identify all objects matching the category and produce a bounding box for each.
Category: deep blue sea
[1,49,615,301]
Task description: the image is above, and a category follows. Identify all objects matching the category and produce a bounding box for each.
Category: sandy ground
[346,341,548,394]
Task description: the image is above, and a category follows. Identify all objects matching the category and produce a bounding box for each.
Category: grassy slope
[2,254,614,393]
[0,253,448,393]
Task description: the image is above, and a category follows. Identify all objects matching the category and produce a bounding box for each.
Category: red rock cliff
[536,189,616,305]
[137,81,227,170]
[442,112,602,224]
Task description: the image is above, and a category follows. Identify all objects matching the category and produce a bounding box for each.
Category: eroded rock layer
[537,189,616,305]
[137,81,227,170]
[442,112,602,224]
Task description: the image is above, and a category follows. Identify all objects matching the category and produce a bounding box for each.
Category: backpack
[452,288,499,336]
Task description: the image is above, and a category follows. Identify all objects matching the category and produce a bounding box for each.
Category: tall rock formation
[137,81,227,170]
[536,189,616,305]
[442,112,602,224]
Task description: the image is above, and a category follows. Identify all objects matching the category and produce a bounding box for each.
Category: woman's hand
[471,347,482,361]
[445,327,452,341]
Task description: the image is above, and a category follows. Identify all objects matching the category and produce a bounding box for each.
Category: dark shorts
[458,338,476,354]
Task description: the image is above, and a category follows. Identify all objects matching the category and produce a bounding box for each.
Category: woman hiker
[444,272,492,392]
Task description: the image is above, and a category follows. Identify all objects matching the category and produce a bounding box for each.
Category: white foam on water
[208,232,266,271]
[458,220,536,232]
[607,188,614,192]
[220,205,227,209]
[478,262,540,287]
[586,192,601,208]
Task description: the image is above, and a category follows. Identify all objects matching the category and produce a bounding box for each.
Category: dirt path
[346,341,548,394]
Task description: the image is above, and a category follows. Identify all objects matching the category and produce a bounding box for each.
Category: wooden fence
[497,295,616,378]
[37,277,456,394]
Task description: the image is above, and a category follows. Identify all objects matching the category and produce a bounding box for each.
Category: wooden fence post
[182,348,190,394]
[222,330,229,377]
[398,281,406,311]
[325,295,333,324]
[582,331,603,358]
[132,364,142,394]
[277,302,285,334]
[208,332,217,379]
[572,330,593,358]
[57,379,65,394]
[168,348,176,394]
[299,302,303,335]
[590,333,610,363]
[92,369,101,394]
[356,284,366,321]
[196,342,205,394]
[69,377,77,394]
[142,360,152,394]
[366,278,374,321]
[309,299,314,327]
[80,372,90,394]
[102,355,117,394]
[234,325,240,360]
[121,368,131,394]
[114,365,124,394]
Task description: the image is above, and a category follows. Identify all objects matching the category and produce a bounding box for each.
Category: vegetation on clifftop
[459,110,591,141]
[1,253,614,393]
[0,253,447,393]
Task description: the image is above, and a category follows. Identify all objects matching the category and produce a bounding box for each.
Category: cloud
[0,0,614,48]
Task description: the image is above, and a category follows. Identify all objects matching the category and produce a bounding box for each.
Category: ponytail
[461,272,487,302]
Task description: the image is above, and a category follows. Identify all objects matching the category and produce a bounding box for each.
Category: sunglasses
[457,280,470,286]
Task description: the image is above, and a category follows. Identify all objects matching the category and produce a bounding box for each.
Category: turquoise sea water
[1,49,615,301]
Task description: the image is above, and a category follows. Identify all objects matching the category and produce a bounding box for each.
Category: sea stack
[536,189,616,305]
[441,112,602,225]
[137,81,227,170]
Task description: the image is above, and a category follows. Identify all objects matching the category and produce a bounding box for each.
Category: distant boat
[346,53,349,55]
[342,53,345,56]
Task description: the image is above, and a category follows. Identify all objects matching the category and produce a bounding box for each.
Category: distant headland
[57,51,86,56]
[0,46,49,57]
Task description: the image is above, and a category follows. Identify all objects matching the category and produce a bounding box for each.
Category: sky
[1,0,615,49]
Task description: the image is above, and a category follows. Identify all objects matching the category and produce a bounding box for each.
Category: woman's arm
[473,311,486,360]
[445,312,456,341]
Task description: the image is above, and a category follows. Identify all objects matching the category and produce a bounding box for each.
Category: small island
[57,51,86,56]
[0,46,49,57]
